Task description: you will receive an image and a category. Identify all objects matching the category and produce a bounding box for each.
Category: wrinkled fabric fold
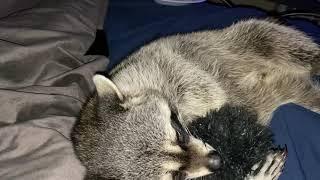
[0,0,109,179]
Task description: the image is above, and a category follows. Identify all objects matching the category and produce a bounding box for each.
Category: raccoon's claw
[245,149,287,180]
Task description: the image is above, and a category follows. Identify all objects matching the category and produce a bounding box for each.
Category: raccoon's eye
[170,111,190,149]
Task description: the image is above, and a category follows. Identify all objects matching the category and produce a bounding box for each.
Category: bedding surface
[1,0,319,180]
[0,0,108,179]
[105,0,320,179]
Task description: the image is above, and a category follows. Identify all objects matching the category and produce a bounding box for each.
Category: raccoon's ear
[93,75,124,101]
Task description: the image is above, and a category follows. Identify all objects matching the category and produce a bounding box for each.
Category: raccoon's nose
[207,150,222,171]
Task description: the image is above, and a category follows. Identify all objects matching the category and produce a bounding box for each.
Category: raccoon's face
[84,75,222,179]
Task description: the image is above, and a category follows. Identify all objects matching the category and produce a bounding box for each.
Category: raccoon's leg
[245,151,286,180]
[257,76,320,124]
[221,19,320,73]
[218,19,320,122]
[291,79,320,114]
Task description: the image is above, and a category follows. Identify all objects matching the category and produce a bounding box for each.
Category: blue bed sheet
[271,104,320,180]
[104,1,320,179]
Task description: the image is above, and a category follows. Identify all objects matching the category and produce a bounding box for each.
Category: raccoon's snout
[167,108,222,178]
[207,150,222,171]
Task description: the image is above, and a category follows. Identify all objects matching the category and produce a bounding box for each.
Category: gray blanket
[0,0,109,179]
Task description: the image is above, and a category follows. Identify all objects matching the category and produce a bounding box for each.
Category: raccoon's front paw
[245,151,287,180]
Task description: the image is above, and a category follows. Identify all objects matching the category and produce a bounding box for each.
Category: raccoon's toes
[245,150,287,180]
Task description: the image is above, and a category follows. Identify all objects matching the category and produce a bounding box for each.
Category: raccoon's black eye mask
[170,110,190,149]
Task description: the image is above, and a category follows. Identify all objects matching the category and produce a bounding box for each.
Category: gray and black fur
[188,104,275,180]
[71,19,320,180]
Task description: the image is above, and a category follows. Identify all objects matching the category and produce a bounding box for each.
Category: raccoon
[71,19,320,179]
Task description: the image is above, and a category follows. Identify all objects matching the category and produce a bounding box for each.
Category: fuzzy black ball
[188,104,275,180]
